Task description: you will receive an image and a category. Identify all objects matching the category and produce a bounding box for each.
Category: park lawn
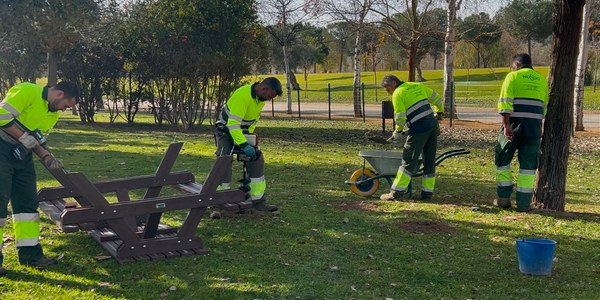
[252,67,600,110]
[0,112,599,299]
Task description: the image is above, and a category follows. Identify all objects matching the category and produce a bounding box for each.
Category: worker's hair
[54,81,80,102]
[513,53,532,67]
[381,74,403,88]
[262,77,283,96]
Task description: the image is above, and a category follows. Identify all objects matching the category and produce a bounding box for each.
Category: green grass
[1,112,599,299]
[253,67,600,110]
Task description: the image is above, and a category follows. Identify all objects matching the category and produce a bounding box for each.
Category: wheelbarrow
[345,149,470,197]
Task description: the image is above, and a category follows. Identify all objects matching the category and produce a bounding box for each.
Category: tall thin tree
[574,2,593,132]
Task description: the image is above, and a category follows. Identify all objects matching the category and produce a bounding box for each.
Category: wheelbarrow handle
[413,149,470,177]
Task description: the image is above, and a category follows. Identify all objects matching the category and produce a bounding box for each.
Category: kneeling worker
[214,77,282,212]
[379,74,444,201]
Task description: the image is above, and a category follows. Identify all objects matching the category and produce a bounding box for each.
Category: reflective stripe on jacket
[216,84,265,146]
[392,82,443,133]
[498,67,548,138]
[0,83,59,136]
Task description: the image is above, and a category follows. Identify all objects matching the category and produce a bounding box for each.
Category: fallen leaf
[94,255,112,261]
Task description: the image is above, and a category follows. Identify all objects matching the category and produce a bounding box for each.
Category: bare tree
[324,0,375,117]
[442,0,463,118]
[574,1,596,132]
[260,0,316,114]
[371,0,437,82]
[533,0,585,211]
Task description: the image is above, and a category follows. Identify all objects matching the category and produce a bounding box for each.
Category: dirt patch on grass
[398,220,455,234]
[336,201,379,212]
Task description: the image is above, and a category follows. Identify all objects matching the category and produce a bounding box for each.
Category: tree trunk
[527,36,532,57]
[339,42,345,72]
[353,29,362,117]
[574,2,590,132]
[47,49,57,86]
[283,44,293,114]
[416,59,424,82]
[408,42,416,82]
[477,42,481,68]
[533,0,585,211]
[443,0,462,119]
[304,66,308,98]
[289,72,300,90]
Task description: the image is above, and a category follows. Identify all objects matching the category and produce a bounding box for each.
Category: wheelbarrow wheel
[349,168,380,197]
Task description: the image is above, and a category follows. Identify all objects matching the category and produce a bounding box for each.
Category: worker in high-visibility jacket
[495,53,548,212]
[214,77,282,212]
[379,74,444,201]
[0,82,78,275]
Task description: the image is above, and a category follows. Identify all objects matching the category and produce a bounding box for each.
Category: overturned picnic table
[37,142,245,263]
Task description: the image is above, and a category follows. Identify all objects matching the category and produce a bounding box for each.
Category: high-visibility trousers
[495,134,541,210]
[214,129,265,201]
[391,125,438,193]
[0,139,45,265]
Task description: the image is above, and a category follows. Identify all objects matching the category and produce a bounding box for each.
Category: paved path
[270,102,600,129]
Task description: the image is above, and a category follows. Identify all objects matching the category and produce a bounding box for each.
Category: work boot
[24,256,57,269]
[0,266,6,277]
[420,191,433,200]
[380,190,408,201]
[494,197,511,209]
[252,197,278,212]
[516,205,532,212]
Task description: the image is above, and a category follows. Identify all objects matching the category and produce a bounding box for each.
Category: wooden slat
[178,156,238,237]
[143,143,184,239]
[66,173,142,247]
[177,182,203,194]
[37,172,194,201]
[61,190,244,225]
[97,225,177,242]
[116,236,204,258]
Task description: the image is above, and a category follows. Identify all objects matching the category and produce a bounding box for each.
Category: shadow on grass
[23,147,600,298]
[17,116,599,298]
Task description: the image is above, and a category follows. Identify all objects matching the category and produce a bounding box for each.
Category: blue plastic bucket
[516,238,557,276]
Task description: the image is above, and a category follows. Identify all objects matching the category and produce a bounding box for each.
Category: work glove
[42,154,64,170]
[241,144,257,159]
[436,112,444,121]
[18,132,39,149]
[387,131,404,142]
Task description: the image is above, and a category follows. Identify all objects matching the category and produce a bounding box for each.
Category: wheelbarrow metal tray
[358,150,402,176]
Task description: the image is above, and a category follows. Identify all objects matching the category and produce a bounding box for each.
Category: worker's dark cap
[262,77,283,96]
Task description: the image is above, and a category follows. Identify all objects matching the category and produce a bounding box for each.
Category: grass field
[1,112,599,299]
[252,67,600,110]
